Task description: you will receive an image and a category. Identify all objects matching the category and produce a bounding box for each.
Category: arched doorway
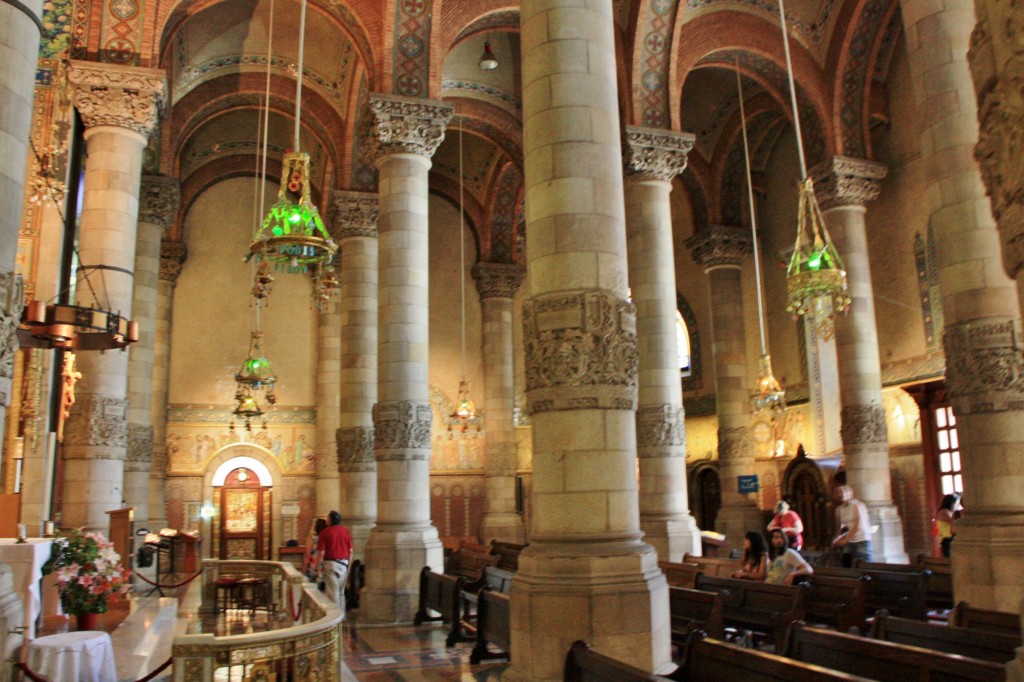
[689,462,721,532]
[206,449,281,560]
[781,450,837,550]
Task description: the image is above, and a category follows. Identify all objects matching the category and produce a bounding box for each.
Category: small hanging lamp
[478,38,499,71]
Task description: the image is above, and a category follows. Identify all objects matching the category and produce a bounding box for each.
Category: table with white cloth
[26,631,117,682]
[0,539,53,638]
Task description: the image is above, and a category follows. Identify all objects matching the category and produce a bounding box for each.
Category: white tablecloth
[0,539,53,638]
[27,631,117,682]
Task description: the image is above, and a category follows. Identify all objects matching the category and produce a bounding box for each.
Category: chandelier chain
[459,121,468,382]
[778,0,808,181]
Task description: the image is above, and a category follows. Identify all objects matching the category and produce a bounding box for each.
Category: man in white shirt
[831,484,872,567]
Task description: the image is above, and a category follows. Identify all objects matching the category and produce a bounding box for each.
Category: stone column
[149,241,186,530]
[316,278,341,519]
[901,0,1024,610]
[332,190,379,561]
[813,156,907,563]
[125,177,178,527]
[0,0,40,439]
[509,2,671,679]
[360,94,451,624]
[473,262,526,545]
[686,225,763,550]
[624,126,702,562]
[63,62,165,532]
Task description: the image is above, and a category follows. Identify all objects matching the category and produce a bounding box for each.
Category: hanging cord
[293,0,307,152]
[258,0,274,226]
[458,121,468,384]
[735,60,769,358]
[778,0,808,181]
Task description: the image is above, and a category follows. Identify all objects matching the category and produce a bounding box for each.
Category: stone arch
[782,449,839,550]
[688,461,722,534]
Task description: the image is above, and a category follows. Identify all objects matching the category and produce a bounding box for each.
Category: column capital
[372,400,432,459]
[811,155,887,210]
[337,426,376,472]
[67,61,167,137]
[139,176,180,232]
[363,93,453,164]
[159,240,188,283]
[472,262,525,300]
[685,224,752,269]
[331,190,379,240]
[623,126,695,182]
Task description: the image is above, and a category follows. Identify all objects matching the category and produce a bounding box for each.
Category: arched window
[676,309,691,376]
[677,293,702,391]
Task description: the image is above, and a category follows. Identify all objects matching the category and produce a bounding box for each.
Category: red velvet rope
[129,569,203,589]
[18,658,172,682]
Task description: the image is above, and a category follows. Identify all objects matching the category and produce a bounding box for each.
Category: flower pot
[74,612,99,631]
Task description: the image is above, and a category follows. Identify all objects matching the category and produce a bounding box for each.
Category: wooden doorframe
[217,469,271,560]
[204,446,282,560]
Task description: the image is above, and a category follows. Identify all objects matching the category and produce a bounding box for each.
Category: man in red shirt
[316,510,353,615]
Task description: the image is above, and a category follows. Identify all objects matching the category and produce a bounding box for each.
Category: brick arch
[167,72,346,178]
[681,155,712,231]
[669,10,832,157]
[449,8,519,48]
[831,0,901,159]
[429,173,486,260]
[447,98,523,174]
[152,0,380,84]
[485,161,522,264]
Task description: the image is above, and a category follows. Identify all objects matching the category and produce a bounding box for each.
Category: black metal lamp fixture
[478,38,498,71]
[18,300,138,351]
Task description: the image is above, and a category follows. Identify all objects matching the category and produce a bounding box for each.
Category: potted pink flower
[42,529,131,630]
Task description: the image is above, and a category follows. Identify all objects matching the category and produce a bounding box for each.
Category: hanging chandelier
[230,331,276,432]
[734,61,787,417]
[18,301,138,351]
[778,0,849,340]
[448,122,481,436]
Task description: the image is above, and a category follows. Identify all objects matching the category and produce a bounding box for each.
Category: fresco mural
[428,386,484,472]
[166,426,316,474]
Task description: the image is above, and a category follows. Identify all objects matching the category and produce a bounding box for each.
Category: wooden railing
[171,559,344,681]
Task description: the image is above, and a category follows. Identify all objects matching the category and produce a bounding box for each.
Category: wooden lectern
[106,508,134,562]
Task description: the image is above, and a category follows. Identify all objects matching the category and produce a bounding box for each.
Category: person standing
[831,484,872,567]
[316,510,353,615]
[935,493,963,558]
[766,500,805,551]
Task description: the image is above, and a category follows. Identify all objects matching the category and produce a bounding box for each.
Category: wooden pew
[563,640,682,681]
[794,573,869,634]
[469,586,511,664]
[412,567,466,646]
[783,621,1005,681]
[814,566,930,620]
[871,610,1019,664]
[490,540,526,571]
[669,586,725,642]
[676,633,872,681]
[444,546,500,582]
[695,574,805,645]
[459,565,515,639]
[857,558,953,612]
[684,553,741,578]
[949,600,1023,637]
[659,560,704,588]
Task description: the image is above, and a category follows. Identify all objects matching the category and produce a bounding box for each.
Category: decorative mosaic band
[63,394,129,453]
[372,400,431,459]
[523,290,638,414]
[363,93,453,163]
[166,406,317,424]
[686,224,752,269]
[472,262,525,300]
[839,405,888,446]
[811,155,887,210]
[636,403,687,450]
[330,190,379,240]
[0,270,25,407]
[67,61,166,136]
[336,426,376,471]
[944,318,1024,415]
[623,126,695,182]
[139,176,180,232]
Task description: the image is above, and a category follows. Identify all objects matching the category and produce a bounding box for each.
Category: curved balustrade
[171,560,343,681]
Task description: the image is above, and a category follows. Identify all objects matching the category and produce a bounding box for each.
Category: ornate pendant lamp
[448,123,481,436]
[778,0,850,340]
[735,62,786,417]
[230,330,276,432]
[247,0,337,302]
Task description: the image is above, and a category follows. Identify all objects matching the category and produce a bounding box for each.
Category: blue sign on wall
[738,475,759,494]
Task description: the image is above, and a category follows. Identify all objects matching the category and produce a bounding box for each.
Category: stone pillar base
[715,503,765,554]
[360,524,443,624]
[349,521,375,564]
[480,512,526,546]
[868,503,908,563]
[505,542,671,681]
[951,514,1024,610]
[641,514,701,562]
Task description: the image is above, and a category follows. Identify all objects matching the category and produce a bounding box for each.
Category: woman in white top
[831,484,872,567]
[765,529,813,585]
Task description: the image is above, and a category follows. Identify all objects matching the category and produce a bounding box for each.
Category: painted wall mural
[166,425,316,474]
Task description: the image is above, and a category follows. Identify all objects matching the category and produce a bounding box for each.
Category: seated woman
[731,531,768,581]
[765,529,813,585]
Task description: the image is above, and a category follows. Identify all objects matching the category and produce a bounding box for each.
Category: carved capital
[372,401,431,459]
[523,290,638,414]
[64,394,129,454]
[363,93,453,163]
[337,426,376,472]
[139,176,180,232]
[0,270,25,407]
[67,61,166,137]
[718,426,750,462]
[472,262,525,300]
[330,190,379,240]
[840,405,888,446]
[944,318,1024,415]
[623,126,695,182]
[811,155,887,209]
[160,241,188,283]
[686,225,752,268]
[636,403,687,451]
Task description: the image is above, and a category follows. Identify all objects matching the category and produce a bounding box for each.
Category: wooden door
[219,468,268,560]
[697,468,721,532]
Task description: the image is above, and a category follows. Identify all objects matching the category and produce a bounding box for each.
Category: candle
[43,521,54,536]
[16,524,26,539]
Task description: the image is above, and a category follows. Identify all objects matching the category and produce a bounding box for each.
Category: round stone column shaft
[814,156,907,563]
[624,126,701,561]
[149,241,186,530]
[686,225,763,550]
[0,0,41,434]
[63,62,165,532]
[510,2,670,679]
[332,190,379,562]
[473,262,525,545]
[361,94,451,624]
[316,273,341,518]
[126,177,178,527]
[901,0,1024,609]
